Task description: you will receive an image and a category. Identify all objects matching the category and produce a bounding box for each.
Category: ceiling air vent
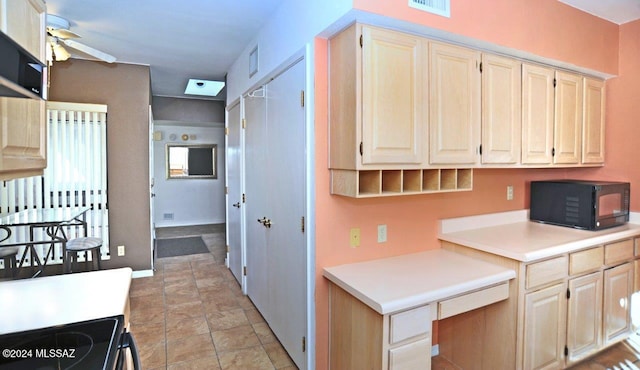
[409,0,450,18]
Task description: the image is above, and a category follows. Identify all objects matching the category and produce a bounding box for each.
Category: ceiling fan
[46,14,116,64]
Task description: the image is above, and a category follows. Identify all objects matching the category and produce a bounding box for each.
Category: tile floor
[130,226,297,370]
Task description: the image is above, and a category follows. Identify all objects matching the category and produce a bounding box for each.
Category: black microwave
[530,180,630,230]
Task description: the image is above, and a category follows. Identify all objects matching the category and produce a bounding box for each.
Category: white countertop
[323,249,515,315]
[0,267,132,335]
[439,210,640,262]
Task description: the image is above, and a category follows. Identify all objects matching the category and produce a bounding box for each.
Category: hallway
[129,225,296,369]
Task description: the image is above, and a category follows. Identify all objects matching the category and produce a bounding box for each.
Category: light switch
[378,225,387,243]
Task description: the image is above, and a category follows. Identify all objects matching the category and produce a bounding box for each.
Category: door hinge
[302,336,306,352]
[242,118,246,129]
[300,90,305,107]
[243,266,247,276]
[566,288,570,299]
[242,193,246,203]
[225,186,229,195]
[301,216,305,233]
[479,62,483,73]
[479,144,483,155]
[225,127,229,135]
[359,34,363,48]
[226,245,229,253]
[359,142,363,156]
[552,147,556,157]
[564,345,569,357]
[553,78,557,88]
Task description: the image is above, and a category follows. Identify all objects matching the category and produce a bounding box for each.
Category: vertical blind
[0,102,109,265]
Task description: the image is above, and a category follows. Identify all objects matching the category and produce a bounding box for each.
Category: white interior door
[226,102,244,285]
[265,58,307,368]
[244,87,270,318]
[149,106,156,268]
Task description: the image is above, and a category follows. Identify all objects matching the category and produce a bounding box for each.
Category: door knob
[257,217,267,225]
[264,218,272,228]
[232,202,241,208]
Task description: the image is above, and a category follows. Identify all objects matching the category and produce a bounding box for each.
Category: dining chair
[0,247,19,279]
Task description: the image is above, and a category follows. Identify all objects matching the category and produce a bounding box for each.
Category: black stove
[0,315,127,370]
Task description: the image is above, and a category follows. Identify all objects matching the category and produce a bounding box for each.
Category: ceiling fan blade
[52,42,71,61]
[62,39,116,63]
[47,28,81,39]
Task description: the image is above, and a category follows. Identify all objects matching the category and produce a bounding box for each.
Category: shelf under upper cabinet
[330,168,473,198]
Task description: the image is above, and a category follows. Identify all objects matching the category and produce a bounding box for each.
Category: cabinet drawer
[389,305,431,344]
[570,247,603,275]
[389,337,431,370]
[526,256,568,290]
[604,239,633,266]
[438,282,509,320]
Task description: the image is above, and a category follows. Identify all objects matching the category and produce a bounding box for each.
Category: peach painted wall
[314,2,625,369]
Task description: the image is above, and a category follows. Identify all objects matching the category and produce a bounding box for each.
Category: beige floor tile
[165,300,205,322]
[138,340,167,369]
[166,333,216,364]
[195,276,226,289]
[206,308,249,331]
[164,278,198,293]
[130,305,165,325]
[211,325,261,353]
[253,322,277,345]
[163,269,195,283]
[166,315,210,340]
[165,289,200,306]
[130,293,163,311]
[167,355,221,370]
[130,321,165,345]
[129,277,163,297]
[217,345,275,370]
[245,307,266,324]
[263,342,296,369]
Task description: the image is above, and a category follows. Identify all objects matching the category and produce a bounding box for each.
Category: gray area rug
[156,236,209,258]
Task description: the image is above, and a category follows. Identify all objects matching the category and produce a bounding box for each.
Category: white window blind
[0,102,109,266]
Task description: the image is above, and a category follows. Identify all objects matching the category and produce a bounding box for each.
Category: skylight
[184,79,225,97]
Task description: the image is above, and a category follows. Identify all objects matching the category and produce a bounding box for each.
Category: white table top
[323,249,515,315]
[0,267,132,334]
[439,210,640,262]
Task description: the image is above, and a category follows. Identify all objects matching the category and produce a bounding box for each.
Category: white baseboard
[431,344,439,357]
[132,269,154,278]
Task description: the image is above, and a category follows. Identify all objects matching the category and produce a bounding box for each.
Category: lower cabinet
[522,247,634,369]
[329,283,432,370]
[603,262,633,345]
[523,283,567,370]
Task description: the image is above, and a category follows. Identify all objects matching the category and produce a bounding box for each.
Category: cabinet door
[582,78,605,164]
[361,26,425,165]
[522,64,554,164]
[567,272,603,365]
[429,42,480,165]
[0,98,47,174]
[388,338,431,370]
[554,71,583,164]
[1,0,46,61]
[523,283,567,370]
[481,54,521,164]
[603,262,633,345]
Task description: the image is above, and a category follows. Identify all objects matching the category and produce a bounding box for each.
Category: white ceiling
[45,0,285,101]
[44,0,640,102]
[559,0,640,24]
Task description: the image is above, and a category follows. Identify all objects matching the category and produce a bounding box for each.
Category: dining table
[0,207,91,277]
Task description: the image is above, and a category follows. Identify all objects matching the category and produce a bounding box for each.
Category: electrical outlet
[377,224,387,243]
[117,245,125,256]
[349,228,360,248]
[507,185,514,201]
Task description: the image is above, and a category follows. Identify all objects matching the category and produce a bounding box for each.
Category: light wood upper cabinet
[429,42,481,165]
[582,77,605,164]
[522,64,555,165]
[361,26,425,166]
[554,71,583,164]
[0,0,47,181]
[481,54,522,164]
[329,24,426,169]
[523,282,567,370]
[566,272,603,365]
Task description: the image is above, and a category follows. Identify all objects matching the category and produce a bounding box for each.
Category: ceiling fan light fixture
[184,79,225,97]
